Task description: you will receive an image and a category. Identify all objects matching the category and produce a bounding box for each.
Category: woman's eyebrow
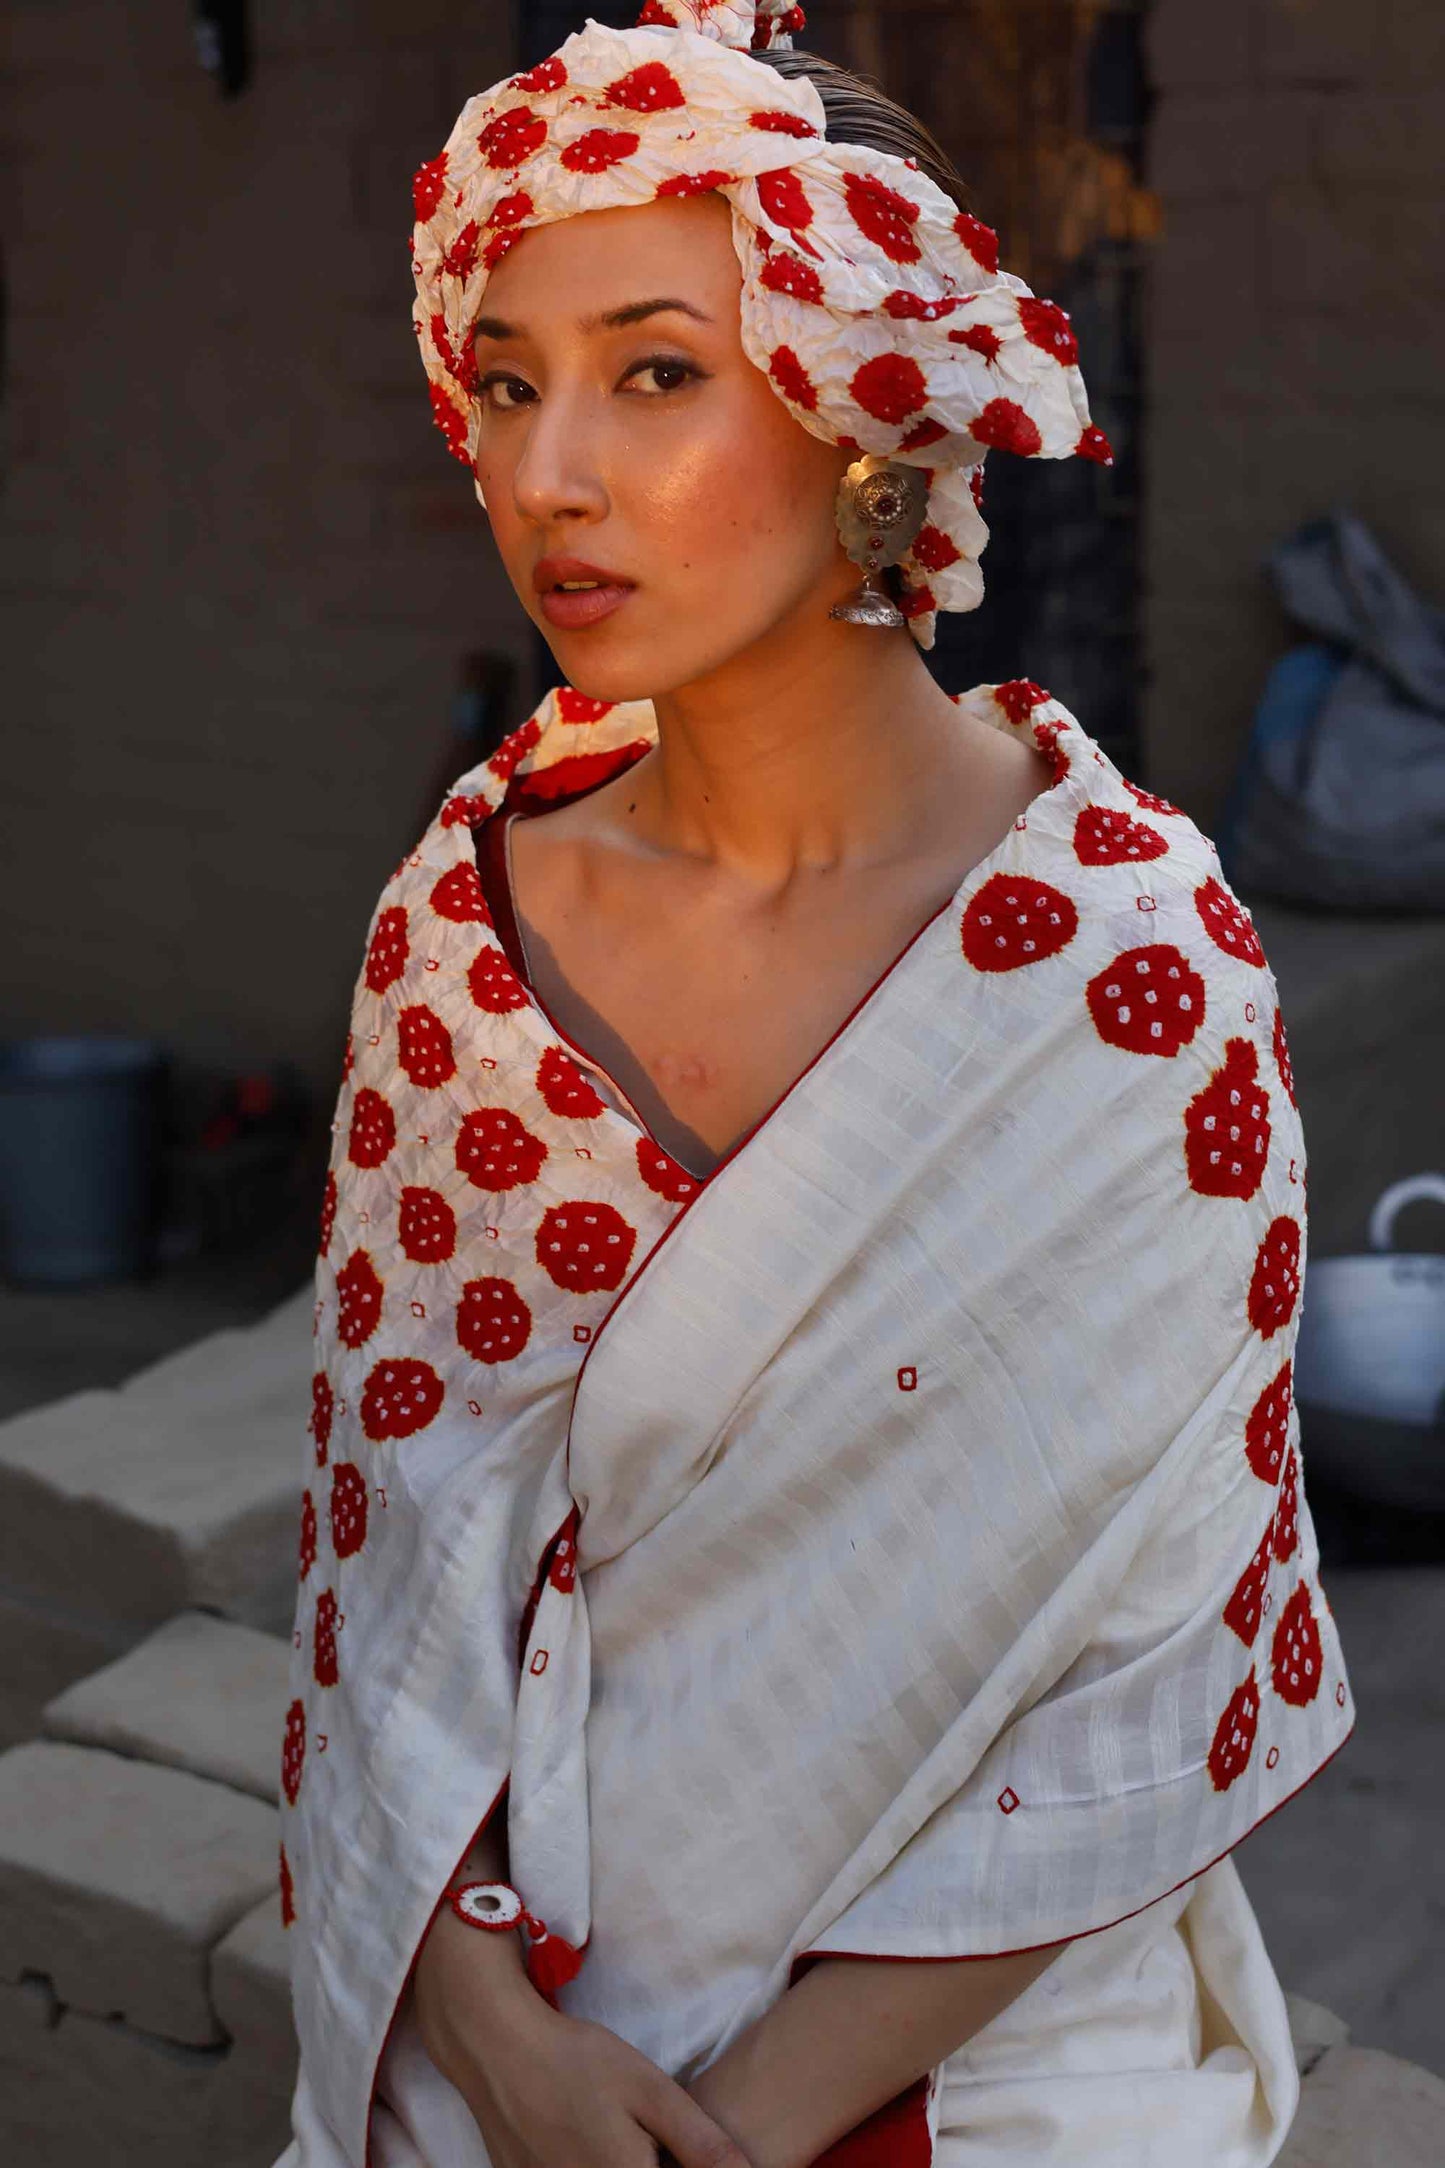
[471,296,713,341]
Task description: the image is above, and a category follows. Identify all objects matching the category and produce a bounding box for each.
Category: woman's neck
[628,617,977,892]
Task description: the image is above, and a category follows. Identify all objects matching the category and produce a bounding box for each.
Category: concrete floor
[1,1241,1442,2081]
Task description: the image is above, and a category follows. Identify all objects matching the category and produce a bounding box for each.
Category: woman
[279,7,1352,2166]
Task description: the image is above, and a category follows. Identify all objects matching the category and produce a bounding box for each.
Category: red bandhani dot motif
[482,229,520,273]
[757,167,815,237]
[397,1004,457,1090]
[760,250,825,304]
[487,715,543,783]
[637,0,676,20]
[1033,717,1071,784]
[843,170,922,265]
[900,417,948,452]
[279,1843,295,1927]
[314,1589,340,1689]
[537,1044,607,1120]
[1122,778,1185,818]
[1196,877,1266,967]
[1272,1447,1300,1563]
[1246,1362,1293,1485]
[1184,1037,1271,1200]
[360,1358,444,1442]
[769,344,818,411]
[512,742,652,809]
[509,55,566,94]
[468,946,531,1014]
[336,1250,384,1350]
[488,191,535,233]
[970,466,986,510]
[603,61,685,111]
[953,210,1000,272]
[912,526,962,573]
[440,793,494,829]
[441,222,480,282]
[398,1186,458,1265]
[850,353,929,425]
[428,383,470,463]
[1072,805,1169,866]
[1272,1005,1298,1109]
[536,1200,639,1293]
[456,1106,548,1191]
[298,1491,317,1582]
[1223,1523,1273,1647]
[318,1171,337,1257]
[412,153,448,221]
[1248,1217,1302,1338]
[479,108,547,170]
[365,907,409,994]
[281,1699,306,1806]
[897,583,937,622]
[309,1372,335,1461]
[636,1137,699,1203]
[1086,944,1206,1058]
[1077,425,1115,465]
[656,168,733,197]
[348,1088,397,1170]
[1018,296,1079,367]
[560,127,641,173]
[429,861,492,926]
[1271,1582,1323,1706]
[884,291,963,321]
[995,679,1049,725]
[961,875,1079,973]
[457,1276,533,1365]
[549,1506,581,1592]
[749,107,817,136]
[341,1035,355,1082]
[949,322,1003,364]
[331,1462,369,1559]
[1207,1670,1259,1791]
[971,398,1044,457]
[555,687,615,724]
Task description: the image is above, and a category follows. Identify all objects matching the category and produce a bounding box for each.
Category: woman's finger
[635,2076,753,2168]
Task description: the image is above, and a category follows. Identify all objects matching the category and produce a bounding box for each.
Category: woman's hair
[749,49,972,214]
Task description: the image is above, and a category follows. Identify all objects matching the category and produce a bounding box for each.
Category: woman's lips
[537,580,635,630]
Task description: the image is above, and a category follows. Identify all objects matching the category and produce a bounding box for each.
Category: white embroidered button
[454,1882,524,1930]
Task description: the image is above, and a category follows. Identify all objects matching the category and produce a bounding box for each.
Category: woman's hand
[413,1902,750,2168]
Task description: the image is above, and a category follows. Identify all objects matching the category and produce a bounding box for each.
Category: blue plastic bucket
[0,1037,166,1285]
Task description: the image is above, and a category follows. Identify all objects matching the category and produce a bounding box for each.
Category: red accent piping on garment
[785,1716,1356,1986]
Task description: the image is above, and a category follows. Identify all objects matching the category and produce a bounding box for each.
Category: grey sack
[1228,510,1445,912]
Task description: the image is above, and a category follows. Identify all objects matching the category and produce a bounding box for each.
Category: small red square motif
[530,1649,549,1675]
[897,1366,917,1392]
[997,1787,1019,1815]
[574,1324,592,1344]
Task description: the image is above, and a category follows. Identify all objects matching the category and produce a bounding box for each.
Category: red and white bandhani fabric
[279,683,1351,2167]
[409,2,1112,650]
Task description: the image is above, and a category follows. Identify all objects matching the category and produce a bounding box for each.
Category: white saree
[279,682,1352,2168]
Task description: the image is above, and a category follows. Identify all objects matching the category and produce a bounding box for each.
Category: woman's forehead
[478,193,739,327]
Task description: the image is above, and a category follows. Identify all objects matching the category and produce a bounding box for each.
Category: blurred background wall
[1145,0,1445,821]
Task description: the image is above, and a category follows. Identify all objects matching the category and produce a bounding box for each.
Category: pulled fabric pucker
[410,0,1112,650]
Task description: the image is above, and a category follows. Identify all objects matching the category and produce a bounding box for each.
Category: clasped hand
[413,1900,753,2168]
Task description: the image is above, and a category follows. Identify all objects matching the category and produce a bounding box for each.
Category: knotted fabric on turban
[411,1,1113,649]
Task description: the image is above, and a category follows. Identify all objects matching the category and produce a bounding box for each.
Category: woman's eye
[623,356,702,396]
[478,372,536,411]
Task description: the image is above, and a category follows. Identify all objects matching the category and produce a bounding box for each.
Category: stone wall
[1144,0,1445,827]
[0,1,527,1090]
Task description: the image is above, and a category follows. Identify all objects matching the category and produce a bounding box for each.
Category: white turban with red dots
[411,1,1112,649]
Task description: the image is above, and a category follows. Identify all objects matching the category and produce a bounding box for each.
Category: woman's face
[470,193,858,702]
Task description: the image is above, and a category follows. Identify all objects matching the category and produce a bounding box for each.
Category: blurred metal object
[1295,1174,1445,1513]
[192,1,249,98]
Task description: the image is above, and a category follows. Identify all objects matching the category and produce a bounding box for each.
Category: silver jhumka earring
[829,456,930,629]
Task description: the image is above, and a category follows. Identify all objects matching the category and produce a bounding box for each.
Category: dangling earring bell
[829,456,930,629]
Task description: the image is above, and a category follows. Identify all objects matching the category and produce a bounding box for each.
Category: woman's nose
[510,389,610,529]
